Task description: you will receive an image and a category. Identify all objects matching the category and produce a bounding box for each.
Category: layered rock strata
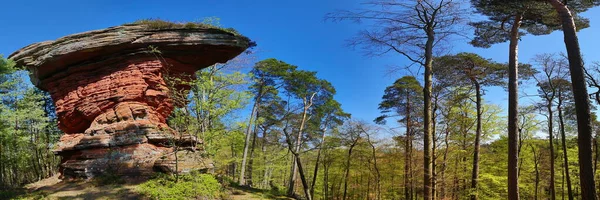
[9,23,251,178]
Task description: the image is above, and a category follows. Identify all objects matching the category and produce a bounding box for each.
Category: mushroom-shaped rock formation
[9,22,252,178]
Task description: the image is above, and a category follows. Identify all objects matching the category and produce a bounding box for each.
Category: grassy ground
[3,174,294,200]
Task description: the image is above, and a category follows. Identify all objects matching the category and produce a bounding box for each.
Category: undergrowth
[137,172,223,200]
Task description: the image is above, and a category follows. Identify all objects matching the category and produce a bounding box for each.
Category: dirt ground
[16,175,293,200]
[20,175,145,200]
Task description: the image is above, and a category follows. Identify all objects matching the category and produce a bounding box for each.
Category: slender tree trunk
[471,81,482,200]
[310,128,327,197]
[262,128,269,189]
[247,122,259,187]
[508,13,523,200]
[288,97,313,196]
[287,152,297,196]
[423,24,434,200]
[595,136,600,194]
[441,126,450,199]
[532,144,540,200]
[369,138,381,200]
[294,151,313,200]
[549,103,557,200]
[240,98,259,185]
[562,160,565,200]
[324,160,329,200]
[343,143,356,200]
[432,101,438,200]
[548,1,598,199]
[558,95,574,200]
[405,93,412,200]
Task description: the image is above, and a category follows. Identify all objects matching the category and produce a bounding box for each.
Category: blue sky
[1,0,600,129]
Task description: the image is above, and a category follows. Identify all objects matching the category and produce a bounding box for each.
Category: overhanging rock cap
[9,23,252,89]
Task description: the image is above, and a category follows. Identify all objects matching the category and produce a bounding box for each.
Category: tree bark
[432,99,438,200]
[548,103,557,200]
[548,1,598,199]
[405,92,413,200]
[343,142,357,200]
[368,135,381,200]
[508,13,523,200]
[558,92,574,200]
[441,125,450,199]
[288,95,313,196]
[247,121,259,187]
[239,97,259,185]
[310,127,327,197]
[471,81,482,200]
[532,144,540,200]
[423,22,434,200]
[294,153,313,200]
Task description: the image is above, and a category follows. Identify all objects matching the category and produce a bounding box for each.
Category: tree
[339,121,362,200]
[326,1,466,198]
[543,1,600,198]
[283,69,336,200]
[533,54,562,200]
[434,53,506,199]
[375,75,422,200]
[555,77,574,200]
[309,98,349,197]
[240,58,295,186]
[469,1,578,198]
[471,1,599,198]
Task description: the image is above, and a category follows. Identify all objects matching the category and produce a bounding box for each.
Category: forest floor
[14,175,145,199]
[227,185,294,200]
[7,175,294,200]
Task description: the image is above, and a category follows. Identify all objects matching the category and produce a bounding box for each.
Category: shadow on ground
[10,175,147,200]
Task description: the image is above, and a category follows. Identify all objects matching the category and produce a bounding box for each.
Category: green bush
[137,172,222,200]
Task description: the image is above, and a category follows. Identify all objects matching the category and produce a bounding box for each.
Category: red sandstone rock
[9,23,251,178]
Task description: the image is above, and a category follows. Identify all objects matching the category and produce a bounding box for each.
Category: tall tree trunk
[558,94,574,200]
[343,143,356,200]
[287,152,297,196]
[288,96,313,196]
[423,24,434,200]
[432,100,438,200]
[548,103,557,200]
[532,144,540,200]
[405,93,412,200]
[261,128,269,189]
[441,126,450,199]
[471,81,482,200]
[508,13,523,200]
[294,153,312,200]
[368,137,381,200]
[240,98,260,185]
[247,122,259,187]
[548,1,598,199]
[595,136,600,194]
[324,160,329,200]
[310,128,327,197]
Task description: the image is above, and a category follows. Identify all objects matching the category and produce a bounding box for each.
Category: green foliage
[0,70,60,188]
[470,0,597,48]
[0,55,15,75]
[137,172,223,200]
[375,75,422,125]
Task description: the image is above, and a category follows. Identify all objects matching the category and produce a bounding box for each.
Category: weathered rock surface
[9,23,251,178]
